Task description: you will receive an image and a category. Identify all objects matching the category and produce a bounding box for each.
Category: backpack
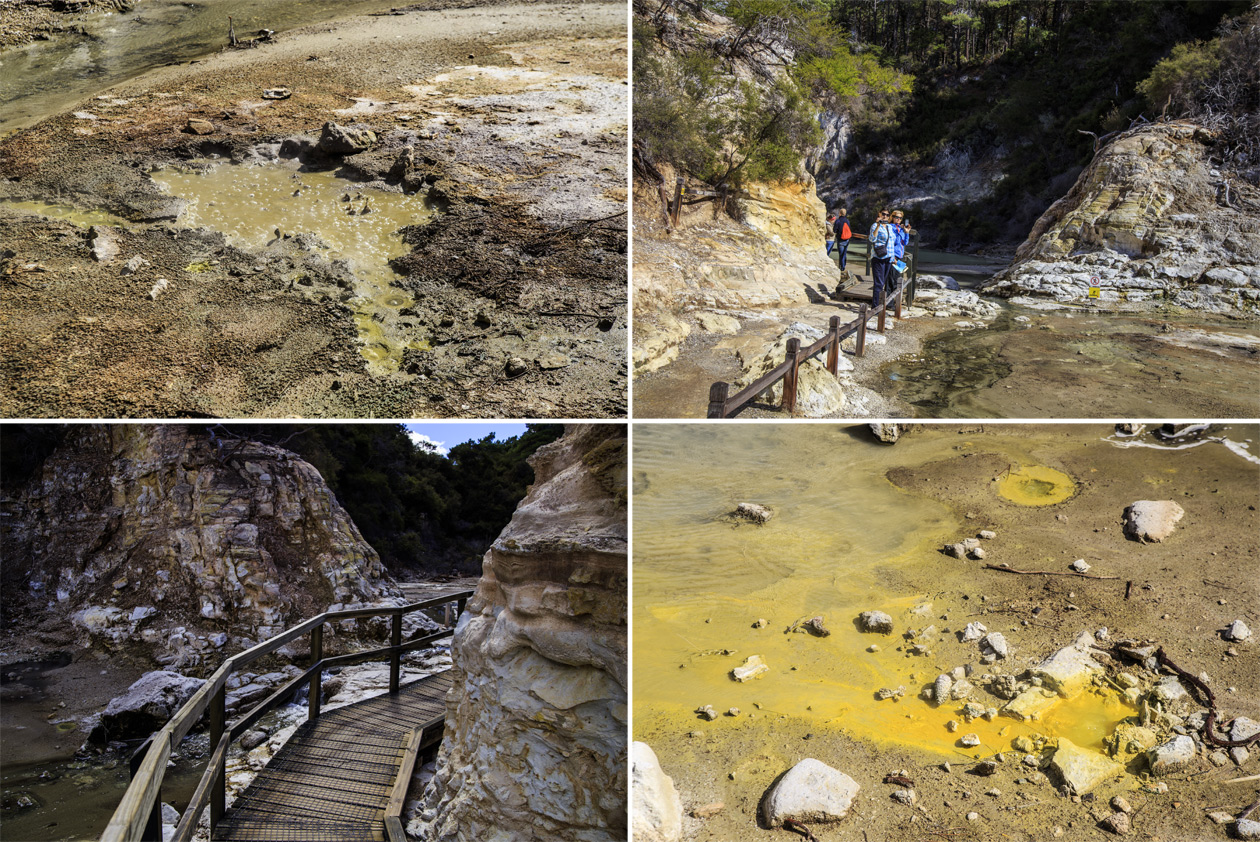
[840,221,851,240]
[873,223,891,259]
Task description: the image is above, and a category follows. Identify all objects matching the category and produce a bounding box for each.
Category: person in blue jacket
[868,208,895,312]
[889,209,910,295]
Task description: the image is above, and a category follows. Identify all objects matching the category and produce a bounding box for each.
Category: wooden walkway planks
[213,671,453,842]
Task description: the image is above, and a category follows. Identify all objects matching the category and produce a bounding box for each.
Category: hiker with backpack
[869,208,896,312]
[833,207,852,271]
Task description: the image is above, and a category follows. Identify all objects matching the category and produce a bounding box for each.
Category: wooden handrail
[102,588,474,842]
[708,282,905,418]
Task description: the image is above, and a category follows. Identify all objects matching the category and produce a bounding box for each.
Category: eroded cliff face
[633,166,837,374]
[984,122,1260,316]
[415,424,627,842]
[2,426,398,667]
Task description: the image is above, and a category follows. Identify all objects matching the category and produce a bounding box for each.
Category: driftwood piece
[982,563,1119,580]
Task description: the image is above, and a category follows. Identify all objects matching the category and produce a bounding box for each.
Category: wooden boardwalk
[213,671,453,842]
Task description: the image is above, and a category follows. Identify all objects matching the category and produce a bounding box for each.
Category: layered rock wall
[2,425,398,665]
[633,167,838,373]
[983,122,1260,316]
[415,424,627,842]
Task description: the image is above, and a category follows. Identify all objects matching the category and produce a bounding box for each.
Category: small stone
[961,622,987,642]
[1110,796,1132,814]
[933,674,953,704]
[947,720,959,732]
[1238,819,1260,840]
[505,357,529,377]
[858,611,894,634]
[733,503,773,524]
[727,708,740,717]
[1225,619,1252,641]
[969,547,987,560]
[978,530,996,540]
[753,618,768,628]
[1147,735,1196,774]
[975,761,997,776]
[944,542,968,558]
[1208,811,1235,825]
[731,655,769,682]
[1209,750,1229,767]
[985,788,1001,798]
[867,644,880,652]
[186,118,215,135]
[692,802,724,819]
[1070,559,1091,573]
[960,734,981,748]
[1100,812,1130,835]
[875,687,905,701]
[762,758,860,827]
[981,632,1009,659]
[696,705,718,721]
[1123,500,1184,543]
[239,730,268,750]
[890,789,916,805]
[966,811,980,821]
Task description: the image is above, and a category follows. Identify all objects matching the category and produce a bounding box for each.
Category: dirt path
[0,1,627,418]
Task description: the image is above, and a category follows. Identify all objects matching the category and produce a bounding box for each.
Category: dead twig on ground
[1156,648,1260,748]
[983,563,1119,580]
[1240,793,1260,822]
[783,818,818,841]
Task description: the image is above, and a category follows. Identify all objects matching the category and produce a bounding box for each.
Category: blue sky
[403,423,530,457]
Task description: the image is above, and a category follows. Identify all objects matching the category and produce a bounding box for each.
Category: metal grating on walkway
[213,671,453,842]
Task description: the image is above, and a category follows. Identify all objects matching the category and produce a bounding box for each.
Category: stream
[0,0,404,136]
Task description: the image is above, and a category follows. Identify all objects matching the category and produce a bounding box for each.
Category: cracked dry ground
[0,0,628,418]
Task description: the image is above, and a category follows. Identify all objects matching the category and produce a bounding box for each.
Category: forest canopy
[635,0,1251,243]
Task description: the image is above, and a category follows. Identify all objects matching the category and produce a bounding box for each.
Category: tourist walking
[834,207,852,271]
[825,212,837,256]
[869,208,895,312]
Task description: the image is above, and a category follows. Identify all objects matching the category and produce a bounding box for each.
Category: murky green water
[883,307,1260,418]
[0,0,404,136]
[152,161,433,373]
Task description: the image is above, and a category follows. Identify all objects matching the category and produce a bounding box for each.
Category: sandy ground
[0,0,627,418]
[636,424,1260,842]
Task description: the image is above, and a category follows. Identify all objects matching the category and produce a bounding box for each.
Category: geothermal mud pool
[634,424,1259,841]
[0,0,627,418]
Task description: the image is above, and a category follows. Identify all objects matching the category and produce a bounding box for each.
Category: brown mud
[0,1,627,418]
[635,424,1260,842]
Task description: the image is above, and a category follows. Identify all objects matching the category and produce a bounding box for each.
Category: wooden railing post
[857,304,868,356]
[894,281,903,320]
[707,382,730,418]
[129,738,163,842]
[389,611,403,695]
[309,622,323,722]
[826,316,840,375]
[210,684,226,833]
[877,299,887,333]
[671,177,683,226]
[781,337,801,413]
[456,596,468,619]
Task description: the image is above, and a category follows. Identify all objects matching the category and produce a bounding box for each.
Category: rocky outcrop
[984,122,1260,317]
[414,425,627,842]
[2,426,398,666]
[633,169,840,374]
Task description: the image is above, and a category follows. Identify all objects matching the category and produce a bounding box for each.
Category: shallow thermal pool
[632,425,1137,760]
[151,162,433,372]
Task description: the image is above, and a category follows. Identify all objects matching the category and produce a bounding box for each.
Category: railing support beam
[781,337,801,413]
[826,316,840,376]
[707,382,730,418]
[857,304,868,356]
[209,684,226,833]
[390,612,403,695]
[309,622,323,722]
